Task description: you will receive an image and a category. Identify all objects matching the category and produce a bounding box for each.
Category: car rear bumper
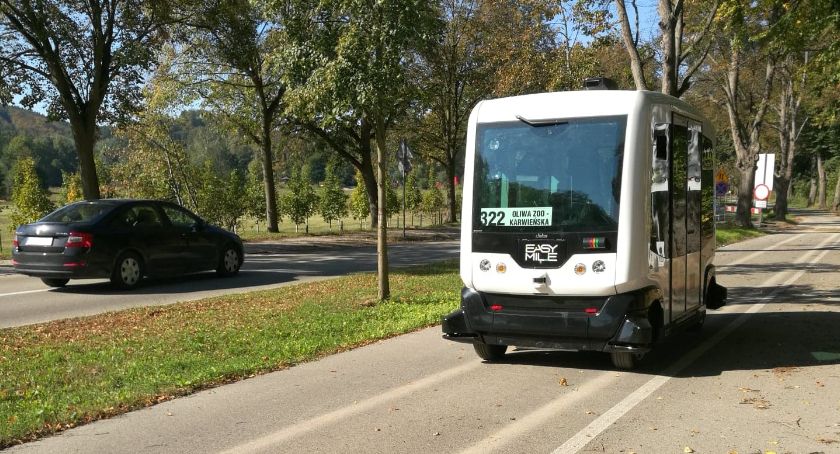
[12,252,110,279]
[442,287,654,353]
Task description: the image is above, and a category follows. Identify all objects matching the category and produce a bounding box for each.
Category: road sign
[754,200,767,208]
[715,168,728,183]
[753,183,770,201]
[756,153,775,190]
[715,182,728,196]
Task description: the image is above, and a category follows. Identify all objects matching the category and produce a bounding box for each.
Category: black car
[12,199,244,289]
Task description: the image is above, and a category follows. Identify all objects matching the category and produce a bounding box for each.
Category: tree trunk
[817,153,827,209]
[736,163,755,227]
[832,170,840,211]
[807,159,817,206]
[658,0,679,96]
[358,159,379,229]
[774,79,793,220]
[774,179,790,221]
[69,118,102,200]
[615,0,648,90]
[261,116,280,232]
[373,116,390,301]
[445,159,457,223]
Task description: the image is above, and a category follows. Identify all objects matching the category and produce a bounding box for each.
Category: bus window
[473,116,626,232]
[651,126,670,258]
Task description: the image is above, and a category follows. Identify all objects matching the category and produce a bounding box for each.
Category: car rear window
[40,202,115,223]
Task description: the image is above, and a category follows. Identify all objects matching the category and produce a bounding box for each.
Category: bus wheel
[473,342,507,361]
[610,351,643,370]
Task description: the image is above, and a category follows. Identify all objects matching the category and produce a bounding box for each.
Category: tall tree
[415,0,486,223]
[706,0,787,226]
[613,0,719,96]
[0,0,170,199]
[172,0,286,232]
[319,159,349,230]
[774,0,840,217]
[772,53,807,219]
[9,156,53,227]
[284,0,439,300]
[472,0,557,97]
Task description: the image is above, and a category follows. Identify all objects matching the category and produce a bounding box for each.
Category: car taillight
[12,235,19,248]
[66,232,93,249]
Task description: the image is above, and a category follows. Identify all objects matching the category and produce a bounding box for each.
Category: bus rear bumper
[442,287,655,353]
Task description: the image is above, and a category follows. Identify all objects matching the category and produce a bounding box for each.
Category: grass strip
[0,261,461,447]
[716,224,766,246]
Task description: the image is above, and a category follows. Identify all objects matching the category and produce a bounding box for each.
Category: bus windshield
[473,115,626,232]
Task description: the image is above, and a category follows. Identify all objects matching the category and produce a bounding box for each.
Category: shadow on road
[482,279,840,377]
[487,308,840,377]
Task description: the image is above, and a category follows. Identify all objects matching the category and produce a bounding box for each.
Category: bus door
[685,122,703,314]
[670,114,702,321]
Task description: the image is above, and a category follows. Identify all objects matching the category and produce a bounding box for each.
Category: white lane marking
[553,231,840,454]
[459,371,622,454]
[0,288,51,298]
[452,231,812,453]
[219,361,481,454]
[717,232,803,268]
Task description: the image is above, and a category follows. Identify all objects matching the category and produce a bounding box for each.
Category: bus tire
[473,342,507,361]
[610,351,643,370]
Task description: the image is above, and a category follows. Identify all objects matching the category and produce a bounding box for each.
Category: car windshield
[40,202,115,223]
[473,116,626,232]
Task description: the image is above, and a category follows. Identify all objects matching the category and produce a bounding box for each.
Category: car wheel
[111,252,144,289]
[41,278,69,288]
[473,342,507,361]
[216,245,241,276]
[610,351,644,370]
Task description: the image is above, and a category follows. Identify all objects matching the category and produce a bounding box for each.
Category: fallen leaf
[817,437,839,444]
[433,432,441,436]
[559,377,569,386]
[684,447,694,453]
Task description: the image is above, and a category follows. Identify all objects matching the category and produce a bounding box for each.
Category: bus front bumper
[442,287,653,353]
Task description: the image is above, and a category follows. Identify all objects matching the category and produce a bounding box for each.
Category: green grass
[716,224,765,246]
[0,261,461,447]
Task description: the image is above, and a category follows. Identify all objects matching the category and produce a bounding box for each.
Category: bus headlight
[496,262,507,273]
[574,263,586,275]
[479,259,491,271]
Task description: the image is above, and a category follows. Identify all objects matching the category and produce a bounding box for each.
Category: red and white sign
[753,184,770,201]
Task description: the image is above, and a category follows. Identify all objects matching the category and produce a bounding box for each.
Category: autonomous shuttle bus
[442,80,727,369]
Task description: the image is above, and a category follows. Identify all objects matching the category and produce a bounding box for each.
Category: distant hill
[0,105,74,139]
[0,106,77,195]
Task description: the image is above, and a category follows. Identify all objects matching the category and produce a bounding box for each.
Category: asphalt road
[9,211,840,453]
[0,240,459,329]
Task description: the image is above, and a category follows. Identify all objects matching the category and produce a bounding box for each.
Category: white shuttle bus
[442,79,727,369]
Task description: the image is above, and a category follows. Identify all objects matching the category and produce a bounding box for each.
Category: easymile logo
[524,243,559,263]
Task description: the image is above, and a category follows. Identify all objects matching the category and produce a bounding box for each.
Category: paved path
[9,211,840,453]
[0,240,458,329]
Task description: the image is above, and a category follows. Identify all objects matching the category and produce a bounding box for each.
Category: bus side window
[651,125,670,258]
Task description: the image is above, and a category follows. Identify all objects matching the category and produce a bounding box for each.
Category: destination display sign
[479,207,553,227]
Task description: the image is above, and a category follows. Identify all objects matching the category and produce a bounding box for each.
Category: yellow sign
[715,168,728,183]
